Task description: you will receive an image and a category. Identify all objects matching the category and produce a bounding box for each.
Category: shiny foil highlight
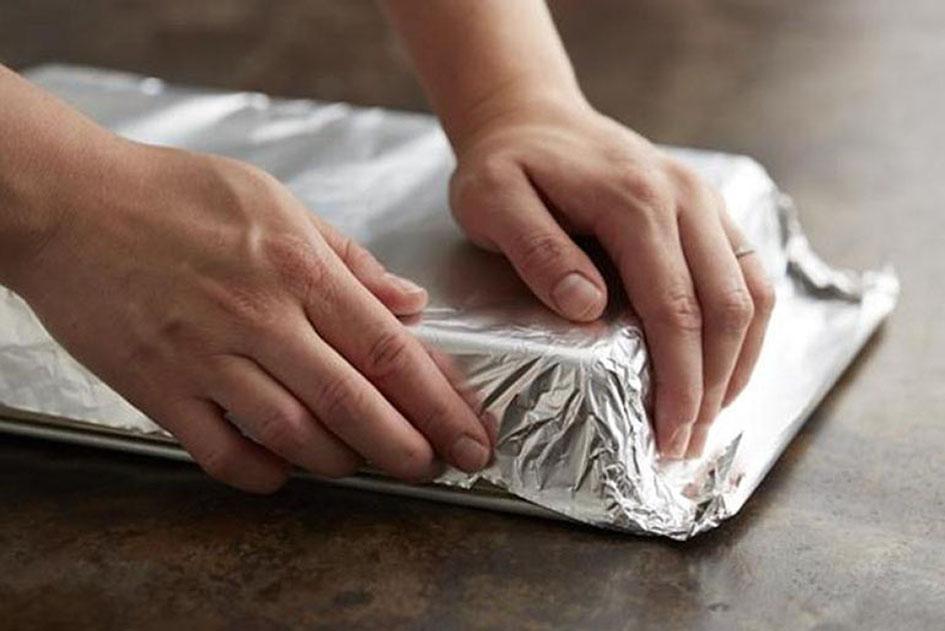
[0,66,898,538]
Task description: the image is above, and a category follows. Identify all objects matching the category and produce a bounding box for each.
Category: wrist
[445,78,592,156]
[0,130,131,296]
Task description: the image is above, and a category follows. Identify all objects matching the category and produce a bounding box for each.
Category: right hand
[8,138,493,492]
[447,96,776,459]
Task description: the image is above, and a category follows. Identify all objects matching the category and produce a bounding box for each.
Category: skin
[0,1,774,492]
[0,67,492,491]
[384,0,776,458]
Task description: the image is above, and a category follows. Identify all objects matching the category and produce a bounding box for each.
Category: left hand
[448,95,775,459]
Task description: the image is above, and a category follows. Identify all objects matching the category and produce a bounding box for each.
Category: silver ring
[733,244,756,259]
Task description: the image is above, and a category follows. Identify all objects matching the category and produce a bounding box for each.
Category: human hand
[9,140,493,492]
[449,94,775,459]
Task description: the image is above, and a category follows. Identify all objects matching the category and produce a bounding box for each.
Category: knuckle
[514,231,568,277]
[232,159,280,191]
[469,156,516,196]
[263,234,330,300]
[656,290,703,332]
[678,391,703,418]
[126,336,163,368]
[212,284,274,331]
[333,232,378,274]
[156,313,200,347]
[708,287,755,335]
[211,156,276,202]
[691,416,715,430]
[665,159,713,201]
[316,374,360,427]
[614,167,674,213]
[340,238,378,275]
[658,382,703,418]
[363,329,414,381]
[707,185,727,212]
[674,384,704,415]
[449,158,515,229]
[333,233,356,267]
[752,277,777,318]
[240,163,286,203]
[255,404,308,451]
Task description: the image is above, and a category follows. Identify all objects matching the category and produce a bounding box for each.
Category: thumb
[309,215,428,316]
[453,171,607,322]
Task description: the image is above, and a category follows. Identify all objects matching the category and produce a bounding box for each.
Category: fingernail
[664,424,692,460]
[386,272,426,295]
[450,435,491,473]
[551,273,604,320]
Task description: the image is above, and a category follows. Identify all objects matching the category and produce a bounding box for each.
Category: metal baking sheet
[0,65,898,539]
[0,408,562,523]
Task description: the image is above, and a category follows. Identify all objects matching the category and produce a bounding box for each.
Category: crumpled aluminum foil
[0,65,899,539]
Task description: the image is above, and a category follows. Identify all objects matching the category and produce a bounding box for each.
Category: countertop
[1,1,943,628]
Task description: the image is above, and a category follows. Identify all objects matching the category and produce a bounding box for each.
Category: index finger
[305,249,493,473]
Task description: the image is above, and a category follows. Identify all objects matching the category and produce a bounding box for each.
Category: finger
[452,168,607,322]
[252,309,442,482]
[207,354,362,478]
[299,248,493,474]
[719,213,777,408]
[161,398,290,493]
[675,188,754,459]
[309,214,428,316]
[593,209,704,459]
[428,347,498,447]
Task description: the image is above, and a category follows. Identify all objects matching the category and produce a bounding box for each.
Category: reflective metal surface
[0,65,898,539]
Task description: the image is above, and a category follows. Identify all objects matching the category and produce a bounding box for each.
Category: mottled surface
[1,1,944,629]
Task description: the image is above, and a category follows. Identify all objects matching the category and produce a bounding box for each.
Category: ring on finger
[732,243,756,259]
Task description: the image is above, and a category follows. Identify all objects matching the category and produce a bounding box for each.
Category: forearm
[0,64,120,290]
[381,0,587,150]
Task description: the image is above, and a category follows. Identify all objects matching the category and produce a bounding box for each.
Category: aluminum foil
[0,65,898,539]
